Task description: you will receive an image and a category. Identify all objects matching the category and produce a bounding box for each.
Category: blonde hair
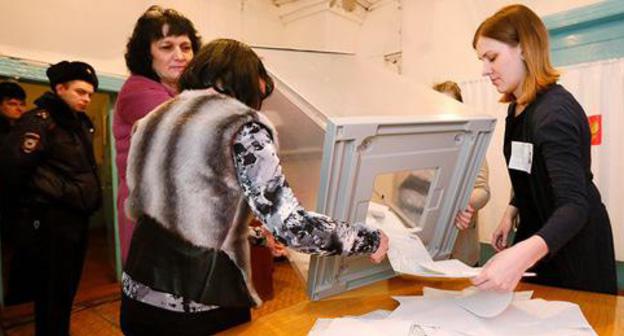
[473,4,559,105]
[433,81,463,102]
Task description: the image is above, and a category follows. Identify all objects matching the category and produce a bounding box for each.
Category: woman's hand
[455,204,475,230]
[369,231,389,264]
[491,205,517,252]
[472,235,548,292]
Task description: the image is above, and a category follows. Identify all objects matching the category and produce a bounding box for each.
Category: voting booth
[257,48,496,301]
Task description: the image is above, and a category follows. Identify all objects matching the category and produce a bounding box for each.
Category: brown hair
[433,81,463,102]
[125,5,202,82]
[472,4,559,105]
[179,39,274,110]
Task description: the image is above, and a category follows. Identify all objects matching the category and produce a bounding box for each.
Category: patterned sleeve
[233,122,380,256]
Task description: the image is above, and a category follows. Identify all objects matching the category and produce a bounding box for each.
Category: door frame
[544,0,624,67]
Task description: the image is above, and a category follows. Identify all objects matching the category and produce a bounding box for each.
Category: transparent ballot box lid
[256,48,496,301]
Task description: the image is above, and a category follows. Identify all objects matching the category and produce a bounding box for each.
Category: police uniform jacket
[0,92,101,215]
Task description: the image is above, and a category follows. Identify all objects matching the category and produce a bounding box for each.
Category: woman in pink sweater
[114,5,201,263]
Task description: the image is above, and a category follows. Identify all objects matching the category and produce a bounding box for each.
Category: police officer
[0,61,101,336]
[0,81,30,305]
[0,81,27,144]
[0,81,29,303]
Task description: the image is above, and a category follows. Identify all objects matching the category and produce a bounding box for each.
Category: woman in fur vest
[119,38,389,335]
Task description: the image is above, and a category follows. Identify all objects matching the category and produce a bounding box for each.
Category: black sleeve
[533,105,589,255]
[0,110,51,190]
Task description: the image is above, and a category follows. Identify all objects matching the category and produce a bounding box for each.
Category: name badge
[509,141,533,174]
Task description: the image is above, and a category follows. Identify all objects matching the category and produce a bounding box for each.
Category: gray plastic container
[257,47,496,301]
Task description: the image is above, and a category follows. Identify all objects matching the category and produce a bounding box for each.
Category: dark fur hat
[0,81,26,101]
[46,61,99,90]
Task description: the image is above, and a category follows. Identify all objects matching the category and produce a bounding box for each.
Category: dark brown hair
[0,81,26,102]
[125,5,201,82]
[433,81,463,102]
[179,39,274,110]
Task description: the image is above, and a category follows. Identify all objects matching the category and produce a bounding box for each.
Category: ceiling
[272,0,385,12]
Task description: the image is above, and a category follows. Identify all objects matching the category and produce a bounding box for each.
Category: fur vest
[125,89,277,307]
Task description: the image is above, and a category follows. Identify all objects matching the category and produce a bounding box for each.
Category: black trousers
[31,206,90,336]
[4,208,37,305]
[120,294,251,335]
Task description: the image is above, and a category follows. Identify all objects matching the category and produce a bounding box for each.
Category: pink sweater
[113,75,175,263]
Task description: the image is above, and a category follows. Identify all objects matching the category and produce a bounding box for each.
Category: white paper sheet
[314,318,414,336]
[366,202,533,280]
[419,259,480,278]
[354,309,392,320]
[418,259,536,279]
[366,203,470,279]
[310,291,595,336]
[422,286,534,302]
[456,287,513,318]
[308,319,334,336]
[388,293,595,336]
[386,232,435,275]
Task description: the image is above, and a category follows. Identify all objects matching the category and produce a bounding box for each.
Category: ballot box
[256,48,496,301]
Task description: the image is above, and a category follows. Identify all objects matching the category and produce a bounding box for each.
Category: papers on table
[456,287,513,318]
[309,287,596,336]
[308,318,414,336]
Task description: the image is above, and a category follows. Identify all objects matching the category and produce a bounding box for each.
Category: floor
[0,260,307,336]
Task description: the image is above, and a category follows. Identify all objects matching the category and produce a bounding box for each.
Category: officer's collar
[34,91,79,120]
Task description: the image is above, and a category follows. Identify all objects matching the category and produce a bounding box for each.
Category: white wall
[0,0,381,77]
[0,0,390,77]
[0,0,323,76]
[355,1,401,64]
[400,0,603,85]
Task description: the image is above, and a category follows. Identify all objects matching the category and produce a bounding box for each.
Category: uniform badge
[36,111,49,120]
[22,132,41,153]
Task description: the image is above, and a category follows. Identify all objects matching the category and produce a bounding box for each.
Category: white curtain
[461,58,624,261]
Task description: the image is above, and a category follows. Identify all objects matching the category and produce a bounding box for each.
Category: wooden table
[220,277,624,335]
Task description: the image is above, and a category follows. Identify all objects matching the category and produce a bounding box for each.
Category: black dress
[503,84,617,294]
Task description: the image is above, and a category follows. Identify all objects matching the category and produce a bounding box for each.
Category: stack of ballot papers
[308,287,596,336]
[365,202,535,279]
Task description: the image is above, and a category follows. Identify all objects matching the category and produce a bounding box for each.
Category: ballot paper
[406,286,514,318]
[422,287,534,302]
[366,201,535,279]
[388,290,595,336]
[399,287,514,318]
[418,259,481,278]
[309,287,595,336]
[308,318,414,336]
[308,312,459,336]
